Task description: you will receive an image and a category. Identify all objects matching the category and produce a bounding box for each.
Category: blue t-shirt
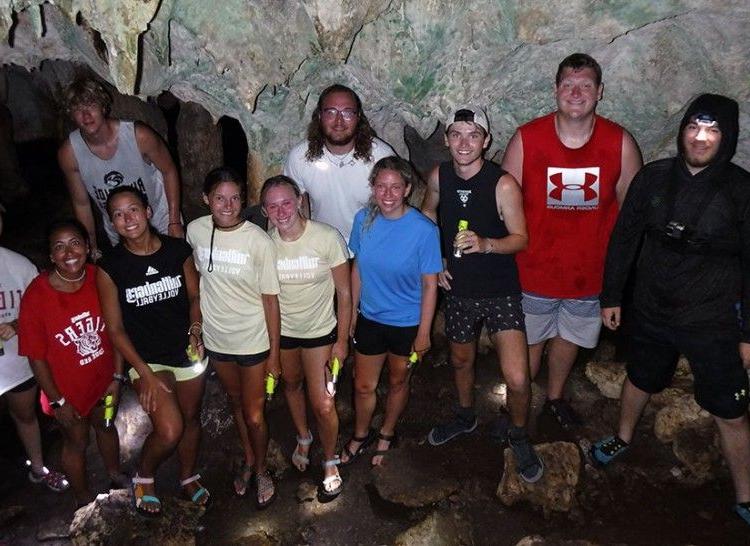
[349,207,442,326]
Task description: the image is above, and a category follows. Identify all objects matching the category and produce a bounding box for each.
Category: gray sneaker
[427,413,478,446]
[508,433,544,483]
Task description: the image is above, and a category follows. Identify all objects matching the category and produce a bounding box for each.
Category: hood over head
[678,93,739,166]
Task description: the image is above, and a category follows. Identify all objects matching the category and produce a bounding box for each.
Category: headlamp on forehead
[692,112,718,128]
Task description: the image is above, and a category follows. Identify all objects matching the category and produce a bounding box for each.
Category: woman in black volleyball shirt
[97,187,208,516]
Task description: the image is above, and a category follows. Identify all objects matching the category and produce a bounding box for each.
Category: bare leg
[60,418,92,505]
[494,329,531,428]
[714,414,750,503]
[90,404,122,479]
[134,372,183,476]
[616,378,651,443]
[340,351,386,463]
[211,359,255,494]
[281,347,312,468]
[237,362,273,505]
[545,336,580,400]
[237,363,269,473]
[301,345,338,478]
[5,385,44,471]
[372,352,410,466]
[449,341,476,408]
[174,372,207,500]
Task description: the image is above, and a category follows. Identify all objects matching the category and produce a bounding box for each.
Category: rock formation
[1,1,748,205]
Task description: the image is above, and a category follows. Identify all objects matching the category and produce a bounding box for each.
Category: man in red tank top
[501,53,642,429]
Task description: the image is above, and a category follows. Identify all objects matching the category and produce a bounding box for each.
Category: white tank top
[70,121,169,244]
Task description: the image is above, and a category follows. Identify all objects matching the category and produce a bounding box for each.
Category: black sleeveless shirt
[99,236,193,366]
[438,160,521,298]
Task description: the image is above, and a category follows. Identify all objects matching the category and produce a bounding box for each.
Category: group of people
[1,51,749,526]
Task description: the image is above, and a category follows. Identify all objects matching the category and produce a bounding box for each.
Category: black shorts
[8,376,37,394]
[280,327,337,350]
[205,348,270,367]
[627,315,749,419]
[352,315,417,357]
[445,293,525,343]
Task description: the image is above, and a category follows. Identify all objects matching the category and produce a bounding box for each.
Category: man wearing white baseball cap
[421,106,543,483]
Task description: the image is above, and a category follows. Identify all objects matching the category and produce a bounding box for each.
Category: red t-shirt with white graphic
[516,112,624,298]
[18,264,114,417]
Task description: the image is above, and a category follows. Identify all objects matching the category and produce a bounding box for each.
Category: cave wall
[0,1,748,202]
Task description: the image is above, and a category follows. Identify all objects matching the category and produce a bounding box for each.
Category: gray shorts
[521,292,601,348]
[444,293,525,344]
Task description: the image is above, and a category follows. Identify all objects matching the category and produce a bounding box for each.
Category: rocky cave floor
[0,333,747,545]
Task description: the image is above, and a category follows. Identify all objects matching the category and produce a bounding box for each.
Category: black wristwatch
[50,397,66,409]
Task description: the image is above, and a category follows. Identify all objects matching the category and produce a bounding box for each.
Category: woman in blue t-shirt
[341,156,442,466]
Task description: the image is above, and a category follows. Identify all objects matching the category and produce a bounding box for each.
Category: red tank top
[516,113,623,298]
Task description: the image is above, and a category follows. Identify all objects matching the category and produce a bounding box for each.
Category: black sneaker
[590,435,629,466]
[544,398,582,430]
[734,502,750,526]
[428,412,478,446]
[508,432,544,483]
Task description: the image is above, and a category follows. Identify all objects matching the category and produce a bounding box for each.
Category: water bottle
[103,394,115,428]
[453,219,469,258]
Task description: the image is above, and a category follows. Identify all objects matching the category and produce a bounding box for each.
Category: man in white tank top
[58,78,182,259]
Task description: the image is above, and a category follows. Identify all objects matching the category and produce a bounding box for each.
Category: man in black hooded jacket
[591,94,750,524]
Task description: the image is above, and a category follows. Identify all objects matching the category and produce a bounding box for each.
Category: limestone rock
[497,441,580,516]
[176,101,223,222]
[584,361,626,400]
[515,536,599,546]
[335,393,354,426]
[393,511,473,546]
[591,339,616,362]
[296,480,317,503]
[266,438,291,476]
[372,447,459,508]
[69,489,204,546]
[653,394,712,444]
[0,505,24,528]
[231,531,280,546]
[672,424,720,481]
[36,517,70,541]
[477,326,493,354]
[113,388,152,464]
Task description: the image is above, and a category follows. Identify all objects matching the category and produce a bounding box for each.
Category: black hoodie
[601,94,750,341]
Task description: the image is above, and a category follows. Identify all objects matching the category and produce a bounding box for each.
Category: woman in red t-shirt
[18,219,124,506]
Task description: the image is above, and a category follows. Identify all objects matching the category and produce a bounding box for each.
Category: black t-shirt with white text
[100,236,193,366]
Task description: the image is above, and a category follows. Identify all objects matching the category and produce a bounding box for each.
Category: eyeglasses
[321,108,358,121]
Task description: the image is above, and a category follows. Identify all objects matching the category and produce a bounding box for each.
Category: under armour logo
[735,389,747,401]
[546,167,600,210]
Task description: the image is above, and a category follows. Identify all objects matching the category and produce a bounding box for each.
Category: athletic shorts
[627,314,749,419]
[128,360,207,383]
[280,327,337,350]
[444,293,525,344]
[521,292,601,348]
[205,348,270,368]
[352,315,417,357]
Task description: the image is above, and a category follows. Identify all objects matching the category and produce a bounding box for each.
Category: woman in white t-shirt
[261,175,351,501]
[186,167,280,509]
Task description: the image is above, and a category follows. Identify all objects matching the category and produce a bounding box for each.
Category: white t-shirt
[0,247,37,394]
[186,216,280,355]
[283,137,395,244]
[270,220,348,338]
